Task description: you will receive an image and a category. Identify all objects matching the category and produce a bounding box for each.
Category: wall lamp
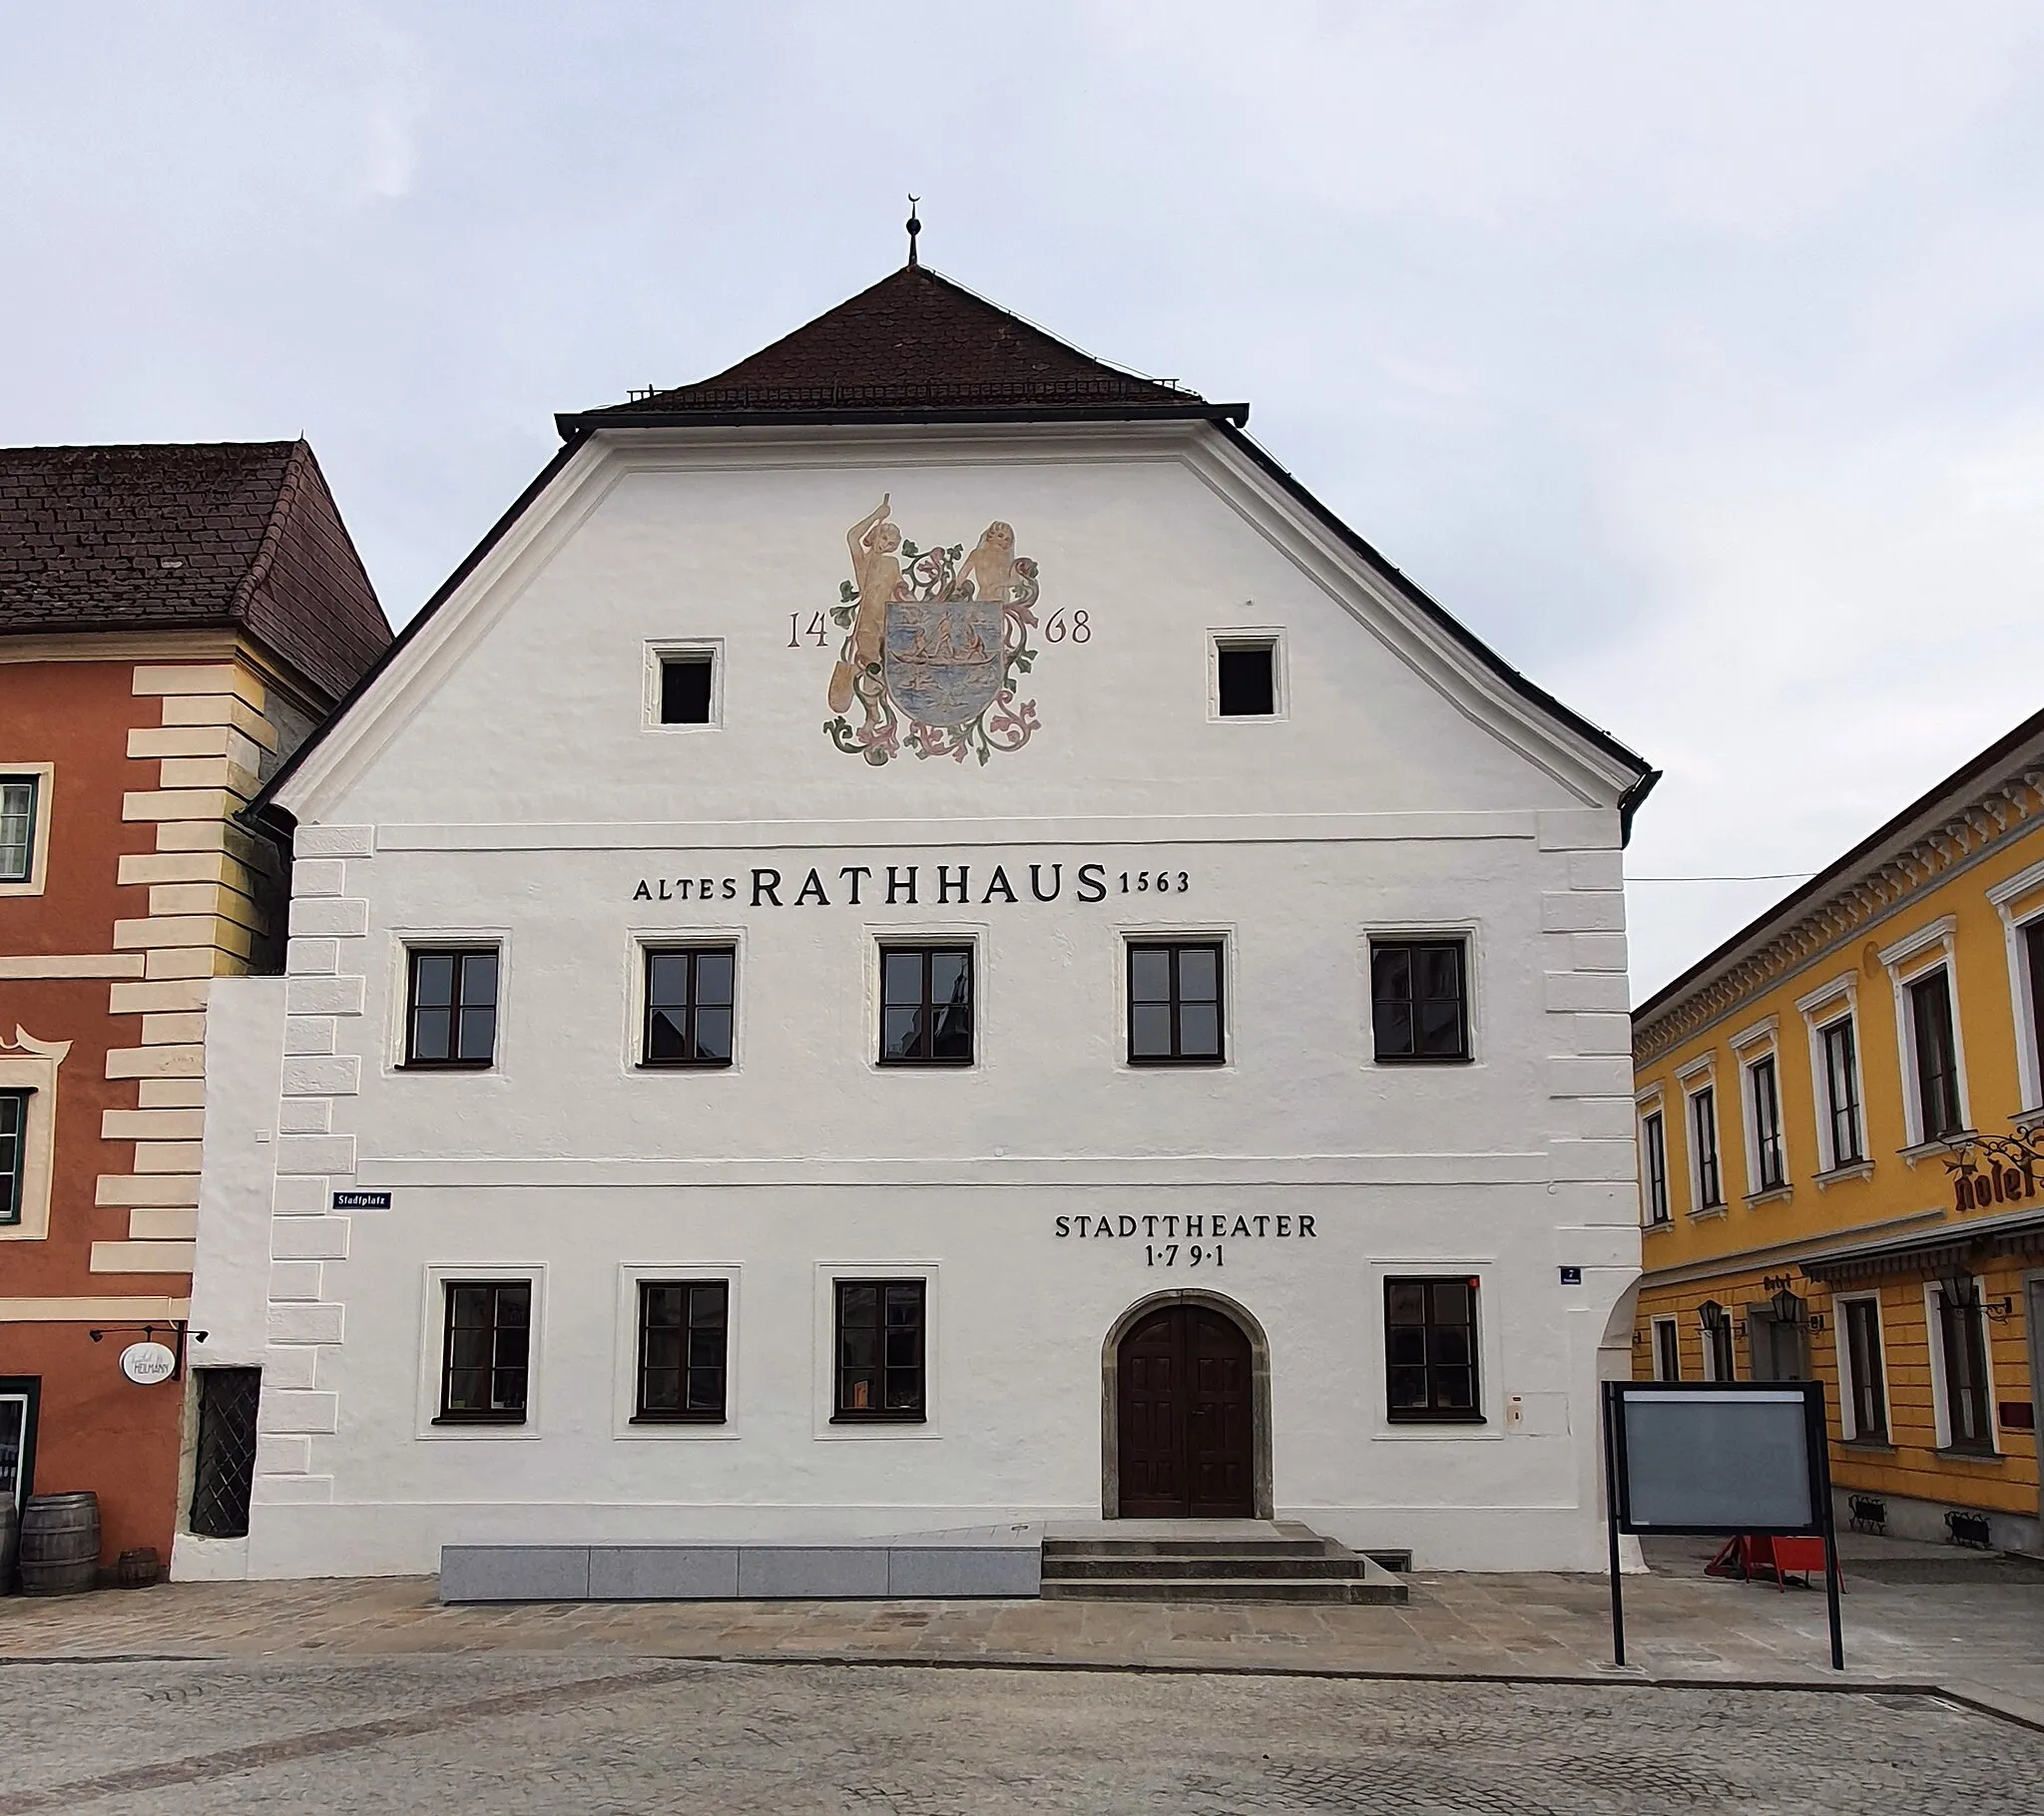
[1938,1267,2013,1323]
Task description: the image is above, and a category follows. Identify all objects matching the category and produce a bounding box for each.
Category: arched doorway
[1102,1293,1268,1519]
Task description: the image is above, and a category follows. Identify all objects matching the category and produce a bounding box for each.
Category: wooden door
[1116,1305,1254,1518]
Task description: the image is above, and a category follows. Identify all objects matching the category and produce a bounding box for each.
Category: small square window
[659,652,716,725]
[643,947,736,1067]
[833,1279,925,1422]
[1370,938,1470,1063]
[879,946,973,1067]
[405,948,499,1068]
[1216,642,1277,717]
[1385,1276,1483,1423]
[1127,941,1226,1065]
[0,776,38,884]
[436,1280,530,1423]
[635,1280,729,1422]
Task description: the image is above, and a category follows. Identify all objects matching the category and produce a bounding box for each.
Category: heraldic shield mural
[824,496,1045,765]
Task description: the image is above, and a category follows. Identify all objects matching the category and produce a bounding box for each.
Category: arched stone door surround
[1099,1289,1274,1520]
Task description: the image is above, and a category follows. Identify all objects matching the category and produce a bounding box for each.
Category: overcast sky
[5,3,2041,997]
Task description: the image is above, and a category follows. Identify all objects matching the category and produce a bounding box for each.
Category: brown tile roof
[0,439,390,699]
[566,263,1234,425]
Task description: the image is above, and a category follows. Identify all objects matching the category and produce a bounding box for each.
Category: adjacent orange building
[0,442,386,1576]
[1632,707,2044,1554]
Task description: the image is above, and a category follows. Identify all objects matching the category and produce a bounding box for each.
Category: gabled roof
[0,439,390,700]
[559,263,1244,431]
[258,261,1654,822]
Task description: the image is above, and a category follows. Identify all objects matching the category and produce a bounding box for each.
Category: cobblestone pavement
[6,1559,2044,1723]
[0,1654,2036,1814]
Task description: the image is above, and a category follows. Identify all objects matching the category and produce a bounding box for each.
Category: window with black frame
[1640,1109,1669,1224]
[833,1279,925,1421]
[1370,939,1469,1062]
[879,947,972,1066]
[405,948,499,1068]
[0,775,36,883]
[1690,1086,1723,1207]
[436,1280,531,1423]
[1749,1055,1786,1191]
[1842,1298,1887,1443]
[188,1368,261,1539]
[1653,1318,1681,1382]
[2026,919,2044,1105]
[643,948,736,1067]
[1821,1017,1863,1165]
[1908,968,1963,1139]
[0,1089,26,1225]
[635,1280,729,1422]
[1384,1276,1482,1422]
[1127,941,1224,1064]
[1938,1282,1995,1455]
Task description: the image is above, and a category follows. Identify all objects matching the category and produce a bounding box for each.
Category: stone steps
[1040,1522,1407,1604]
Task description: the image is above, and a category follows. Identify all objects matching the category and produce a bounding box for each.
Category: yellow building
[1632,707,2044,1554]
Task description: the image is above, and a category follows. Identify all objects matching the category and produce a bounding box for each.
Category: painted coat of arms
[825,495,1043,765]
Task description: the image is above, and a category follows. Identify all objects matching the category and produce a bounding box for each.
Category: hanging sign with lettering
[120,1341,178,1385]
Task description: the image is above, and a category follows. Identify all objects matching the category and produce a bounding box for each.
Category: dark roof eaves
[1213,422,1654,797]
[251,431,591,818]
[555,400,1248,438]
[1631,700,2044,1028]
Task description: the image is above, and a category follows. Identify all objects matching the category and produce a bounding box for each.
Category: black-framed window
[643,947,735,1067]
[1938,1284,1994,1455]
[189,1368,261,1539]
[879,946,972,1066]
[659,651,715,724]
[1749,1055,1786,1192]
[1653,1319,1681,1382]
[1641,1110,1669,1224]
[1127,941,1225,1065]
[634,1280,729,1422]
[436,1280,531,1423]
[0,1377,38,1514]
[405,948,499,1068]
[1699,1301,1737,1381]
[833,1279,925,1422]
[1909,967,1963,1140]
[1821,1018,1863,1165]
[0,1089,27,1225]
[1690,1086,1723,1207]
[0,775,36,883]
[2025,918,2044,1107]
[1216,641,1276,716]
[1370,939,1469,1063]
[1842,1298,1887,1443]
[1385,1276,1482,1423]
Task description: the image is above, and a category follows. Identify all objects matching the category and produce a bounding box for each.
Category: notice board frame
[1602,1378,1842,1671]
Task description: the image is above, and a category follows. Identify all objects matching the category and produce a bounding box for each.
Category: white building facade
[178,264,1655,1580]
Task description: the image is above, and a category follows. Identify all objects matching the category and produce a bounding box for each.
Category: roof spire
[905,195,921,267]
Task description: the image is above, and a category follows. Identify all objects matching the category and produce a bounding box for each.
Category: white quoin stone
[191,415,1649,1583]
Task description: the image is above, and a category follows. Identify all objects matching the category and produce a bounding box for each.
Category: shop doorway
[1110,1299,1258,1518]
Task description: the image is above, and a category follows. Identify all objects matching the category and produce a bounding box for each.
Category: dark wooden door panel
[1116,1304,1254,1519]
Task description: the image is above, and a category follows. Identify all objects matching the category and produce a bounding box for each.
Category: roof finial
[905,195,921,267]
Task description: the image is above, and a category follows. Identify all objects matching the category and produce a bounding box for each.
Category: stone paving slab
[0,1655,2037,1815]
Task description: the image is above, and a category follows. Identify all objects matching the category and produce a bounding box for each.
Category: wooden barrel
[20,1492,100,1596]
[0,1496,17,1594]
